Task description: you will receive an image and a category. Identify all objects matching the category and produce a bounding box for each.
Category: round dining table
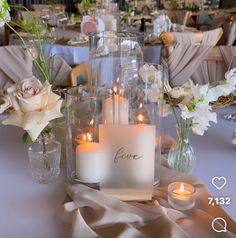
[0,105,236,237]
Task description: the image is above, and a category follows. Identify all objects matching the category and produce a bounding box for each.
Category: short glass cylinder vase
[28,133,61,184]
[168,124,195,173]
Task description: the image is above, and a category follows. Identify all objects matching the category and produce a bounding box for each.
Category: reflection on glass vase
[167,123,195,173]
[28,133,61,184]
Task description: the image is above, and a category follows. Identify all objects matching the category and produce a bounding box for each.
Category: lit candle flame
[90,119,94,126]
[180,183,185,193]
[137,114,144,123]
[139,103,143,109]
[86,133,92,142]
[113,85,118,94]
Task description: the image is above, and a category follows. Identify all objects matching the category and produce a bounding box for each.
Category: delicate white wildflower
[170,86,185,98]
[0,0,11,27]
[148,76,163,101]
[146,70,236,136]
[178,82,217,135]
[208,68,236,102]
[139,64,162,84]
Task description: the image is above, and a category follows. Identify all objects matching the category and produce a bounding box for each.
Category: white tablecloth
[9,35,162,65]
[0,106,236,237]
[44,44,161,65]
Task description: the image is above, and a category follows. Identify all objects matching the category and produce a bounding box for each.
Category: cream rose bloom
[2,77,63,141]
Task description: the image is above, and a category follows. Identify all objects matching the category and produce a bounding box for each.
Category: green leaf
[22,132,30,144]
[43,127,52,135]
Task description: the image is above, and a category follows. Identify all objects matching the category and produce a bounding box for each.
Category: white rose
[2,77,63,141]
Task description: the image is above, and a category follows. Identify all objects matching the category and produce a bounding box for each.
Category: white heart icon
[212,177,227,190]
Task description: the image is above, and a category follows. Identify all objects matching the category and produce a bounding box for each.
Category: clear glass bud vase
[28,133,61,183]
[167,124,195,173]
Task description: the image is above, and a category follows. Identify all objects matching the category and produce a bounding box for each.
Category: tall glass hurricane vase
[89,31,144,86]
[65,86,108,187]
[168,120,195,173]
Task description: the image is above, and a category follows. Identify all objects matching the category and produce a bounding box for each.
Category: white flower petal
[23,111,45,130]
[2,111,24,127]
[0,95,12,113]
[27,121,49,141]
[43,99,63,122]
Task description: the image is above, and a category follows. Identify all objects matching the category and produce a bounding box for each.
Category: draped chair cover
[174,10,194,26]
[163,45,236,87]
[173,28,223,45]
[161,28,232,87]
[222,21,236,46]
[0,46,33,90]
[33,56,71,87]
[160,28,223,45]
[0,46,71,90]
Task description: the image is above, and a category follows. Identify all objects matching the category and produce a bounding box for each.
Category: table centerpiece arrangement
[147,67,236,173]
[0,1,66,183]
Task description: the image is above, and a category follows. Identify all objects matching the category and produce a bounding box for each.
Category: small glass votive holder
[168,182,195,211]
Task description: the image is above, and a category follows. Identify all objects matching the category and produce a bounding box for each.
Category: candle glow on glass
[75,120,101,183]
[137,113,144,123]
[102,79,129,125]
[134,103,150,124]
[172,183,192,200]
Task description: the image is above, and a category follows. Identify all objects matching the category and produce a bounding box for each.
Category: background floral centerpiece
[139,64,236,173]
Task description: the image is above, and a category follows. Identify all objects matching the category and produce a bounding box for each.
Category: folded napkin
[67,35,88,46]
[63,165,236,238]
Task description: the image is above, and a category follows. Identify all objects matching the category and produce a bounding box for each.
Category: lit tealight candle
[76,132,100,184]
[168,182,195,211]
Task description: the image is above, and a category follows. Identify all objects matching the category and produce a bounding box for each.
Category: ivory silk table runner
[64,162,236,238]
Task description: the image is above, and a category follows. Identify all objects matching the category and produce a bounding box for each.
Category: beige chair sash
[223,21,236,46]
[163,45,236,86]
[0,46,71,90]
[0,46,33,90]
[33,56,71,87]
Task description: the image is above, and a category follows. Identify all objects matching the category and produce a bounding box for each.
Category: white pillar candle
[99,123,156,200]
[102,95,129,124]
[76,141,100,183]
